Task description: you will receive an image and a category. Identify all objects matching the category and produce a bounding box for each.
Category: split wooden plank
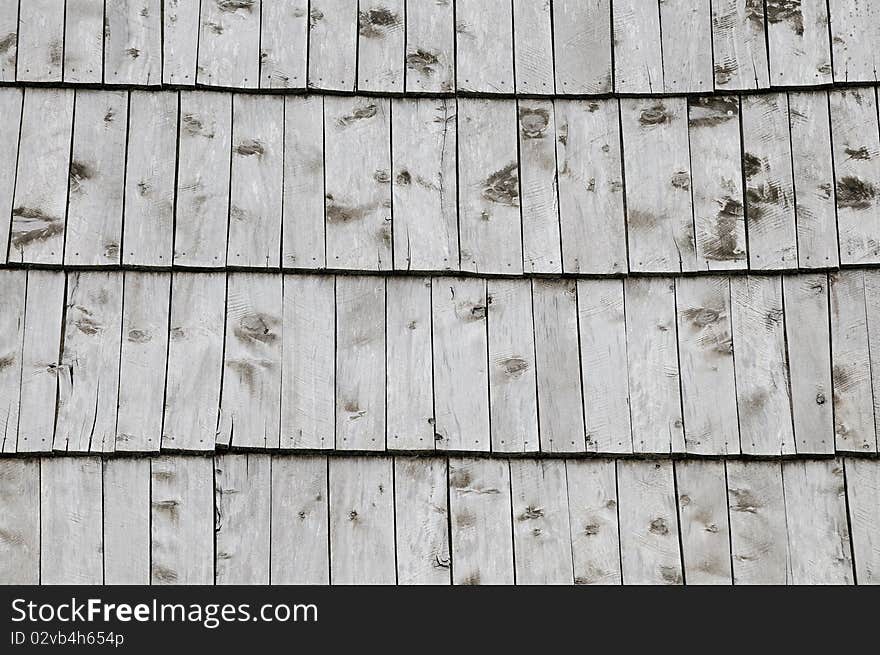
[0,88,22,265]
[829,88,880,265]
[845,458,880,584]
[0,270,25,454]
[282,95,325,269]
[741,93,798,269]
[676,276,740,455]
[0,459,40,584]
[518,99,560,274]
[116,272,171,453]
[175,91,232,267]
[566,459,620,585]
[270,455,329,584]
[552,0,612,95]
[394,457,451,585]
[65,90,128,266]
[123,90,178,267]
[555,99,626,275]
[228,94,284,268]
[512,0,553,94]
[617,460,682,585]
[431,277,490,452]
[386,278,434,451]
[103,458,150,584]
[260,0,308,88]
[767,0,833,86]
[391,97,458,272]
[280,275,335,450]
[625,278,685,454]
[456,0,514,94]
[335,276,385,451]
[17,0,64,82]
[621,98,697,273]
[151,455,214,585]
[403,0,454,92]
[323,96,392,270]
[829,0,880,83]
[63,0,104,83]
[198,0,261,88]
[783,459,854,584]
[458,98,522,275]
[829,270,877,452]
[487,279,538,453]
[163,272,226,451]
[105,0,163,85]
[308,0,358,91]
[9,88,74,265]
[41,457,103,584]
[726,461,791,584]
[688,96,748,270]
[55,273,123,454]
[329,456,396,584]
[531,279,584,453]
[218,273,282,449]
[510,459,573,584]
[0,2,17,81]
[163,0,200,84]
[612,0,663,93]
[660,0,713,93]
[215,453,272,584]
[789,91,839,268]
[710,0,770,90]
[730,275,795,455]
[675,460,732,585]
[357,0,405,92]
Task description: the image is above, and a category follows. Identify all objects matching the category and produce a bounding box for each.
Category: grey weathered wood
[625,277,685,454]
[163,0,200,84]
[675,460,732,585]
[228,94,283,267]
[55,272,123,453]
[829,0,880,83]
[431,277,489,452]
[0,270,25,454]
[329,456,396,584]
[116,272,170,453]
[103,458,150,584]
[63,0,103,83]
[105,0,162,85]
[9,88,74,264]
[163,272,225,451]
[830,88,880,265]
[394,457,451,585]
[65,90,128,266]
[403,0,453,93]
[512,0,553,94]
[741,93,798,270]
[218,273,282,449]
[710,0,770,90]
[532,279,584,453]
[215,453,272,584]
[308,0,358,91]
[391,98,458,272]
[487,279,538,453]
[0,459,39,584]
[726,461,790,584]
[612,0,662,93]
[783,459,854,584]
[270,455,329,584]
[357,0,404,92]
[555,99,626,275]
[783,273,835,454]
[324,96,392,270]
[282,95,325,269]
[688,96,747,270]
[676,276,740,455]
[260,0,308,89]
[730,275,794,455]
[386,278,434,451]
[617,460,682,585]
[660,0,713,93]
[335,275,385,451]
[767,0,833,86]
[17,0,64,82]
[789,91,839,268]
[175,91,232,267]
[198,0,260,87]
[565,459,620,585]
[151,455,214,585]
[0,1,17,81]
[123,90,178,267]
[449,457,514,585]
[458,98,522,275]
[281,274,335,450]
[456,0,513,93]
[621,97,696,273]
[865,271,880,452]
[0,88,22,264]
[845,457,880,584]
[552,0,612,95]
[518,99,560,274]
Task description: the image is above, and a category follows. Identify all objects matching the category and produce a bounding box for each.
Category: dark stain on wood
[0,33,16,54]
[396,170,411,185]
[234,314,277,344]
[837,176,876,209]
[152,499,180,523]
[659,566,683,585]
[638,103,672,126]
[449,468,472,489]
[518,505,544,521]
[583,522,601,536]
[745,0,766,27]
[309,8,324,28]
[74,313,102,336]
[151,564,178,583]
[832,364,853,391]
[182,113,213,138]
[688,96,739,128]
[670,171,690,190]
[216,0,255,12]
[336,103,378,127]
[234,139,264,157]
[482,162,519,206]
[69,161,95,192]
[628,209,659,230]
[126,47,141,59]
[765,0,804,36]
[406,49,439,75]
[455,509,477,529]
[714,62,737,86]
[10,207,63,247]
[206,21,224,34]
[500,356,528,377]
[705,197,744,261]
[845,146,872,161]
[0,354,15,371]
[649,517,669,535]
[359,7,401,38]
[729,488,762,513]
[519,107,550,139]
[127,329,152,344]
[743,153,763,179]
[746,180,786,220]
[682,307,721,328]
[49,40,62,67]
[325,195,367,223]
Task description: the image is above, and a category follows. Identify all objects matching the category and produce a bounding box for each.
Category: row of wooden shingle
[1,453,873,585]
[2,1,879,94]
[4,86,880,274]
[2,268,879,456]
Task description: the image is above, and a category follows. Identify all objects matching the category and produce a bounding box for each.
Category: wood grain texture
[0,269,25,454]
[767,0,832,86]
[660,0,713,93]
[17,0,64,82]
[260,0,308,89]
[710,0,770,90]
[105,0,163,85]
[612,0,662,93]
[404,0,454,93]
[64,0,103,83]
[103,458,150,584]
[552,0,612,94]
[308,0,358,91]
[0,88,22,265]
[830,0,880,83]
[845,457,880,584]
[198,0,261,88]
[163,0,200,84]
[0,459,40,584]
[357,0,405,93]
[0,2,18,81]
[512,0,553,94]
[566,459,620,585]
[675,460,732,585]
[456,0,513,94]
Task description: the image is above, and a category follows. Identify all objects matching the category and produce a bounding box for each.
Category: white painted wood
[0,88,22,264]
[63,0,103,83]
[829,0,880,83]
[260,0,308,89]
[767,0,833,86]
[512,0,553,94]
[105,0,163,85]
[612,0,662,93]
[675,460,732,585]
[845,458,880,584]
[17,0,64,82]
[456,0,513,93]
[404,0,454,93]
[0,270,25,454]
[660,0,713,93]
[357,0,404,92]
[566,459,620,585]
[0,459,40,584]
[103,458,150,584]
[0,2,18,81]
[710,0,770,90]
[308,0,358,91]
[552,0,612,94]
[163,0,200,84]
[198,0,260,88]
